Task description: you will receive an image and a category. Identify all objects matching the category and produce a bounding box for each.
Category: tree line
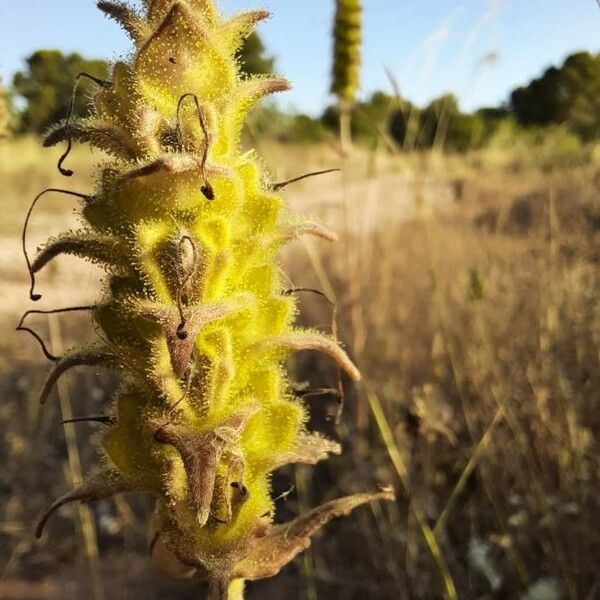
[4,39,599,150]
[320,51,600,150]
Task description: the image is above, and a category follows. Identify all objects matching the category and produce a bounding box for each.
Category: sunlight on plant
[26,1,394,598]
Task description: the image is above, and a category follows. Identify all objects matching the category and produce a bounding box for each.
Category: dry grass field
[0,134,599,599]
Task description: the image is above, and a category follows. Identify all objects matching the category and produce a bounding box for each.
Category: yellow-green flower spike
[28,1,394,597]
[331,0,362,103]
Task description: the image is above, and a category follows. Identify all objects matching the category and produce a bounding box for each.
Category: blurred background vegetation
[3,36,599,155]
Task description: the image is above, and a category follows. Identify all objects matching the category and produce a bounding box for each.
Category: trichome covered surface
[26,0,394,596]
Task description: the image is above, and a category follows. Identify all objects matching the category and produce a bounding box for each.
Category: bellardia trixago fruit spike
[331,0,362,152]
[331,0,362,103]
[26,1,394,598]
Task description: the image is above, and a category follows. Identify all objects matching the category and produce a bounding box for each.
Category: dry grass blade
[434,406,504,536]
[46,315,105,600]
[367,389,458,600]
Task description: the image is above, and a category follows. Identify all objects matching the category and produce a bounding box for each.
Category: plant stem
[208,578,245,600]
[339,109,352,155]
[229,580,245,600]
[208,578,229,600]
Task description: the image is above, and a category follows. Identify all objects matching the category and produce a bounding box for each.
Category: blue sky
[1,1,598,115]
